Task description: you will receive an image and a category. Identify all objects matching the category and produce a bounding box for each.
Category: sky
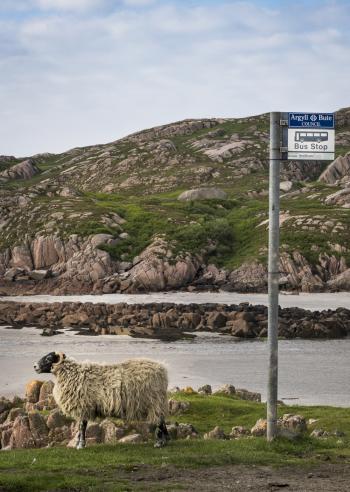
[0,0,349,156]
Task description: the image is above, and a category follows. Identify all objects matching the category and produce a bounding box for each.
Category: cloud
[0,0,349,156]
[34,0,106,11]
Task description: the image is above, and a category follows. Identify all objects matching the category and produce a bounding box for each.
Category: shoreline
[0,299,349,340]
[1,326,350,407]
[1,290,350,310]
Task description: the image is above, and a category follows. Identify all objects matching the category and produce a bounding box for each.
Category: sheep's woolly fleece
[52,356,168,423]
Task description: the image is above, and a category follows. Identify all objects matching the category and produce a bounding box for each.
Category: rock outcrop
[178,188,227,201]
[125,237,200,292]
[0,301,349,340]
[319,153,350,185]
[0,158,39,182]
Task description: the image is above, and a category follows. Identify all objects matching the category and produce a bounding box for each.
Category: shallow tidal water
[1,326,349,407]
[2,291,350,311]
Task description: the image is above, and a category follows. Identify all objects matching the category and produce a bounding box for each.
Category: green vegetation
[0,111,349,271]
[0,394,349,491]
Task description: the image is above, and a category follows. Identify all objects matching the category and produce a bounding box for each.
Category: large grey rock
[324,188,350,206]
[327,268,350,290]
[230,262,267,292]
[9,416,36,449]
[119,433,142,444]
[204,426,226,440]
[319,153,350,184]
[11,245,33,270]
[127,237,199,292]
[0,158,39,182]
[178,187,227,201]
[280,180,293,192]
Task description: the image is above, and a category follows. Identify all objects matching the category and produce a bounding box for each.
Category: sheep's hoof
[76,441,86,450]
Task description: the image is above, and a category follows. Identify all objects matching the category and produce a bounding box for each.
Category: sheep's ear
[55,352,66,363]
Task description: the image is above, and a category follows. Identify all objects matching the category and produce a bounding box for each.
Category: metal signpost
[267,112,335,441]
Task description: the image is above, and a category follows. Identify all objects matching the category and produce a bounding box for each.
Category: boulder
[0,158,39,181]
[101,419,119,444]
[119,433,142,444]
[25,380,44,403]
[204,426,226,440]
[39,381,55,402]
[9,416,36,449]
[178,187,227,201]
[229,426,251,439]
[11,245,33,270]
[327,268,350,290]
[280,181,293,192]
[278,414,307,435]
[207,312,227,329]
[128,237,199,292]
[198,384,212,395]
[28,270,50,281]
[235,388,261,402]
[230,262,267,292]
[48,425,72,444]
[213,384,236,396]
[28,411,49,447]
[6,407,26,423]
[47,409,71,430]
[86,423,103,444]
[176,423,198,439]
[168,399,190,415]
[319,153,350,184]
[251,418,267,437]
[89,234,115,249]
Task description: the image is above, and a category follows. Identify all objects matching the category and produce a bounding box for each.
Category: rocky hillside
[1,108,350,294]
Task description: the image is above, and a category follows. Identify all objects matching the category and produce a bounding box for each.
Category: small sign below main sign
[287,113,335,161]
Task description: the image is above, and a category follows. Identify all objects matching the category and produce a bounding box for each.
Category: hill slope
[1,108,350,294]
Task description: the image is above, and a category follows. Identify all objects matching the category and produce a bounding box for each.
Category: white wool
[52,357,168,424]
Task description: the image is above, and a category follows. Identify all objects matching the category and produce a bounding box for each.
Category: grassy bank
[0,394,349,491]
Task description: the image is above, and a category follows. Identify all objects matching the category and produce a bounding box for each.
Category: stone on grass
[168,399,190,415]
[176,423,198,439]
[178,188,227,201]
[100,419,118,444]
[213,384,236,396]
[229,426,251,439]
[204,426,227,440]
[235,388,261,402]
[119,433,143,444]
[183,387,196,394]
[251,418,267,437]
[198,384,212,395]
[279,414,307,434]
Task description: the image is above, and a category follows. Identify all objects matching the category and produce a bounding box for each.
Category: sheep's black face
[34,352,60,373]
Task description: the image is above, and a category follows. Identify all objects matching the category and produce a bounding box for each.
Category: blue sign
[288,113,334,129]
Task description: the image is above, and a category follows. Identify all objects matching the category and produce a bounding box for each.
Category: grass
[1,111,349,271]
[0,394,349,491]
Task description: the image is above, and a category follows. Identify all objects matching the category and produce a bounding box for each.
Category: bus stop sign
[287,112,335,161]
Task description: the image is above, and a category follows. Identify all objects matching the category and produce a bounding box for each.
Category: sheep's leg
[154,416,169,448]
[76,420,87,450]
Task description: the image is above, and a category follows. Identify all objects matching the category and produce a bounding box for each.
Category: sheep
[34,352,169,449]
